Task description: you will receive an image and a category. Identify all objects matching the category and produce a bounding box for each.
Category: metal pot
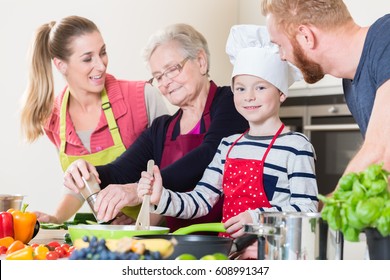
[0,194,24,212]
[244,212,343,260]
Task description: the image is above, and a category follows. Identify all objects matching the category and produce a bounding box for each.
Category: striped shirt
[154,131,319,224]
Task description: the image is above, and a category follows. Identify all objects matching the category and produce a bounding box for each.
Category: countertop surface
[30,229,67,245]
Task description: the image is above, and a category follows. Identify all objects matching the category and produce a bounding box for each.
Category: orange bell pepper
[0,236,14,248]
[5,246,34,260]
[8,204,37,244]
[6,240,25,255]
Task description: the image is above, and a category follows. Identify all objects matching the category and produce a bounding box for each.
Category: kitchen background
[1,0,388,259]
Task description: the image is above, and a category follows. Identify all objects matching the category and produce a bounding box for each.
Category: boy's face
[232,75,286,127]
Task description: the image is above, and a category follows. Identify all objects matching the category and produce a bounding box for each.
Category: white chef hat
[226,25,302,96]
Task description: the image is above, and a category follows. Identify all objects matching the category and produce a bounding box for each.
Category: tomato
[47,241,61,249]
[0,245,7,255]
[54,246,66,258]
[60,243,70,251]
[30,243,40,248]
[59,244,71,256]
[46,251,60,260]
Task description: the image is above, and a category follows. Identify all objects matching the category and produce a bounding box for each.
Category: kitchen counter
[30,228,67,245]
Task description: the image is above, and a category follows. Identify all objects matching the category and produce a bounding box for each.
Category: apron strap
[166,81,217,140]
[100,88,123,146]
[226,128,249,158]
[226,124,285,160]
[59,89,70,155]
[59,88,122,154]
[261,123,285,162]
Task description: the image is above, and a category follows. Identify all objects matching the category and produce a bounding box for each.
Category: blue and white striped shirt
[153,131,319,224]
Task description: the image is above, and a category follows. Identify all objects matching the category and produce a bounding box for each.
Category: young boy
[138,25,318,239]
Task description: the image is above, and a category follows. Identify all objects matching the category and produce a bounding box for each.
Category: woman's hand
[110,212,135,225]
[224,211,253,238]
[63,159,100,193]
[137,165,163,205]
[94,183,141,222]
[34,211,58,224]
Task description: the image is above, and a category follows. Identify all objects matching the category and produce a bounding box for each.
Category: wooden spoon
[134,159,154,230]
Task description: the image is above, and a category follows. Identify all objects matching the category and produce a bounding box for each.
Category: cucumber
[40,222,65,229]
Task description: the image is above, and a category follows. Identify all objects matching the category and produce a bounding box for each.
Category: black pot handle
[257,236,266,260]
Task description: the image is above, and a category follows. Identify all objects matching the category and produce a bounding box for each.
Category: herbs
[318,163,390,242]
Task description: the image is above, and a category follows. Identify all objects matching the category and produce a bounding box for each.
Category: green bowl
[68,224,170,242]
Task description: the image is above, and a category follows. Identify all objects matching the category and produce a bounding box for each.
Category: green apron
[59,88,140,219]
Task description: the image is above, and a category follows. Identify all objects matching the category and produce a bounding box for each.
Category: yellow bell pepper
[34,244,49,260]
[8,204,37,244]
[5,246,34,260]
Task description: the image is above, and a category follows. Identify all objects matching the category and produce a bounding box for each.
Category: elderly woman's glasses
[148,57,190,87]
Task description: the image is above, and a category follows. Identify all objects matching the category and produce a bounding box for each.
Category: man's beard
[291,39,325,84]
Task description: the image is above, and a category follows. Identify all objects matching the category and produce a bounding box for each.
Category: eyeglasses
[148,57,190,87]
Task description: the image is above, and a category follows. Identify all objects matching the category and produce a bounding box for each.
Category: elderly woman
[64,23,249,231]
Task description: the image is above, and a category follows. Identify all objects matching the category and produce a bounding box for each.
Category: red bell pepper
[0,212,14,238]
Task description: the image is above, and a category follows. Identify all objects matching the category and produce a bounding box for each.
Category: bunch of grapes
[69,236,162,260]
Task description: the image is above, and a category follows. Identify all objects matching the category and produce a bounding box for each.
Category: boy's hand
[224,211,253,238]
[137,165,163,205]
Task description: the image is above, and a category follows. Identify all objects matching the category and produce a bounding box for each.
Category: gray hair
[143,23,210,74]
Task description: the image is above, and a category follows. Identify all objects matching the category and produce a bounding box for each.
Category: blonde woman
[21,15,169,224]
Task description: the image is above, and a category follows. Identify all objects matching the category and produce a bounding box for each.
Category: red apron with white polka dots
[220,124,284,237]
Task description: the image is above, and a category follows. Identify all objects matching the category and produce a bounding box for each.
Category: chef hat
[226,25,302,96]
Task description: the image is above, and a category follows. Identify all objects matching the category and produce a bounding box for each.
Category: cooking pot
[244,212,343,260]
[134,223,257,259]
[134,233,256,260]
[0,194,24,212]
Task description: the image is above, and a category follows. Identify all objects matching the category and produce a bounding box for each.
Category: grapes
[69,236,163,260]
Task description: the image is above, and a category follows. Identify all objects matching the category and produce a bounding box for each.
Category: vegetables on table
[46,251,60,260]
[5,246,34,260]
[40,223,65,230]
[46,241,61,249]
[5,241,73,260]
[7,204,37,244]
[0,245,7,254]
[0,236,14,248]
[6,240,25,255]
[319,163,390,242]
[0,212,14,238]
[175,253,197,260]
[33,244,49,260]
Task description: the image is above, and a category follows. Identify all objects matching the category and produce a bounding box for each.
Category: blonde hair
[261,0,352,36]
[142,23,211,75]
[21,15,99,142]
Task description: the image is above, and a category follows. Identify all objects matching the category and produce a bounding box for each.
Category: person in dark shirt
[261,0,390,194]
[63,23,249,231]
